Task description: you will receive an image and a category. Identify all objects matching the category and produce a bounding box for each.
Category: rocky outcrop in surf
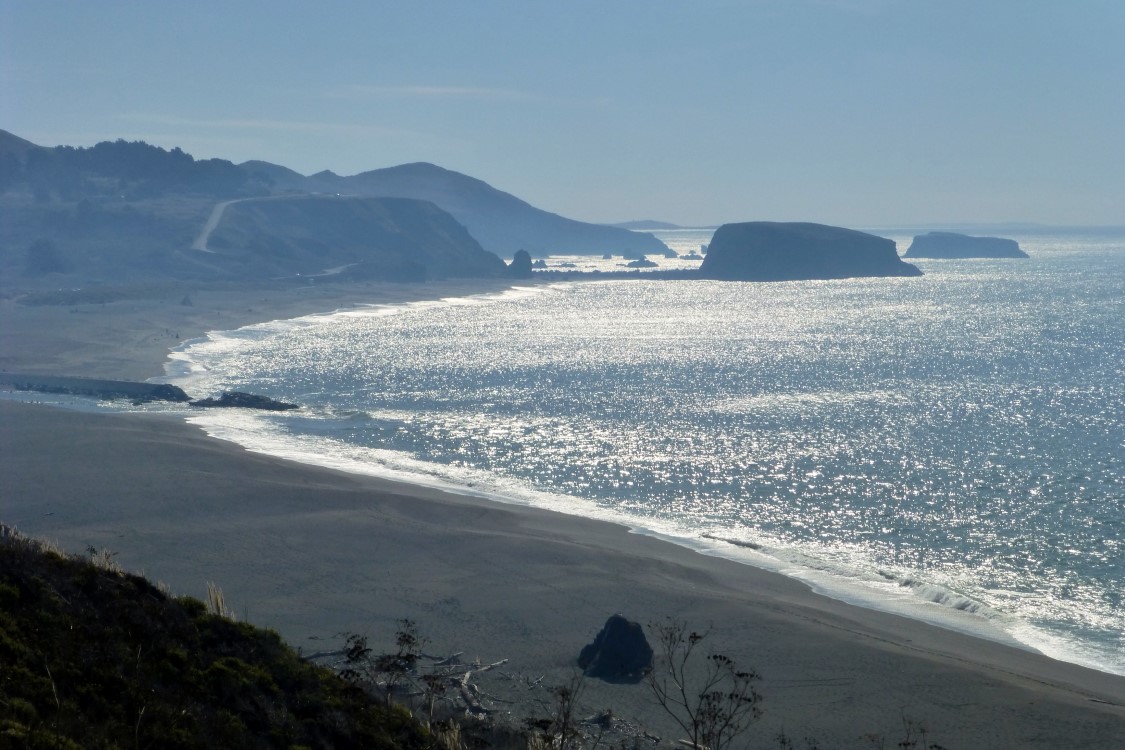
[508,249,534,278]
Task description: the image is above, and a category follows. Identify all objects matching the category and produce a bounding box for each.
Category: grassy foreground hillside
[0,525,429,749]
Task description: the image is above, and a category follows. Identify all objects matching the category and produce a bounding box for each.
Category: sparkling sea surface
[163,230,1125,675]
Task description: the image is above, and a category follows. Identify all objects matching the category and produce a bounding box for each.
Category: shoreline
[157,278,1120,678]
[3,278,1125,745]
[0,279,522,383]
[176,389,1050,667]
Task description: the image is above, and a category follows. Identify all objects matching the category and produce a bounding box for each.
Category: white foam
[155,277,1125,679]
[178,402,1125,676]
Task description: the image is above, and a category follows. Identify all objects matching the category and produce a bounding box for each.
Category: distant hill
[0,129,669,290]
[237,159,309,190]
[0,129,43,158]
[0,130,44,195]
[0,195,216,285]
[0,132,509,288]
[0,131,262,201]
[206,195,508,281]
[237,160,670,258]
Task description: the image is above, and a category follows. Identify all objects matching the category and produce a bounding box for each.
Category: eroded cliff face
[698,222,922,281]
[903,232,1028,259]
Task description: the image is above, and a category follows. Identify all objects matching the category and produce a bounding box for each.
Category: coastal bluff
[208,196,508,281]
[698,222,921,281]
[903,231,1028,259]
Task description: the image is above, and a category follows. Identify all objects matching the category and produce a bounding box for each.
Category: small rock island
[698,222,921,281]
[903,231,1028,259]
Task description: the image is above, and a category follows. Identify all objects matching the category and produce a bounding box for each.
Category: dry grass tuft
[205,580,231,619]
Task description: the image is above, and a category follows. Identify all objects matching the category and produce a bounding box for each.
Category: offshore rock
[698,221,921,281]
[508,249,534,278]
[903,231,1028,259]
[578,614,653,682]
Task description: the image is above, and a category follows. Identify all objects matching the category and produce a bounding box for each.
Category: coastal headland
[2,278,1125,748]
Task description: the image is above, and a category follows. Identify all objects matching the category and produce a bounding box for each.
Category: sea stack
[698,222,921,281]
[903,232,1028,259]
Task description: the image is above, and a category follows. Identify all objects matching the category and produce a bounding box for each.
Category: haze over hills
[0,130,669,291]
[239,159,668,258]
[206,195,508,281]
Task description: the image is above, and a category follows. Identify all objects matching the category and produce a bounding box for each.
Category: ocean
[162,228,1124,675]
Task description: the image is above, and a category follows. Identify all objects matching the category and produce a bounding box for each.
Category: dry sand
[2,280,1125,748]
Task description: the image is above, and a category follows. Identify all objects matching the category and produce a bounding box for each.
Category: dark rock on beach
[189,391,299,411]
[578,614,653,682]
[698,221,922,281]
[903,231,1028,259]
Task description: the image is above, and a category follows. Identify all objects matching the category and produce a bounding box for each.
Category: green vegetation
[0,525,429,749]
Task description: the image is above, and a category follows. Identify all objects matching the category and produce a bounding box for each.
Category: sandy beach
[2,279,1125,748]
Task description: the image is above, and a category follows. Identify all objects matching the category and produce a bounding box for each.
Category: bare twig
[646,619,761,750]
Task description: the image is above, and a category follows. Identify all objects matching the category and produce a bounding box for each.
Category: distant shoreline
[0,278,524,383]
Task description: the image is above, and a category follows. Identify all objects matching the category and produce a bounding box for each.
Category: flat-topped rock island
[903,231,1029,259]
[698,221,922,281]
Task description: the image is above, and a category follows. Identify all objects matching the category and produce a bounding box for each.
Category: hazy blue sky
[3,1,1122,227]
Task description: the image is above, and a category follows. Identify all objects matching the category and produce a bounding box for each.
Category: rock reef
[903,231,1028,259]
[189,391,299,411]
[698,222,921,281]
[0,373,190,404]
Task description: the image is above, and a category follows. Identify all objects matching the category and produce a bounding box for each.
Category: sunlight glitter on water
[164,236,1125,674]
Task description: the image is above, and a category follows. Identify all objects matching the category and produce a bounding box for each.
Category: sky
[2,1,1123,227]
